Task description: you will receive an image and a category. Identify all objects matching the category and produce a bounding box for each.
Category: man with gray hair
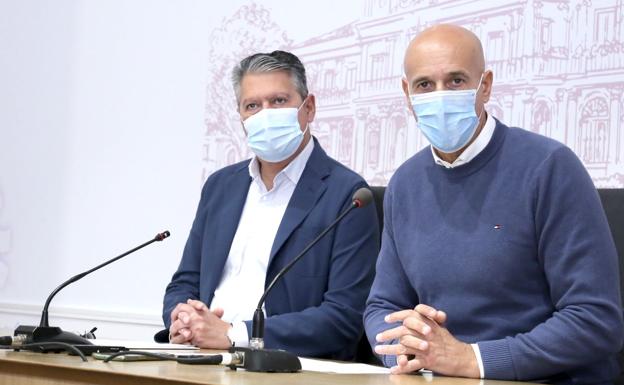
[161,50,379,359]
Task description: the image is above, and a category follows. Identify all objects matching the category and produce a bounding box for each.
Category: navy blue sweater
[364,121,623,384]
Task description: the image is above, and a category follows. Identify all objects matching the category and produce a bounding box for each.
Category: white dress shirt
[209,138,314,347]
[431,112,495,169]
[430,113,495,379]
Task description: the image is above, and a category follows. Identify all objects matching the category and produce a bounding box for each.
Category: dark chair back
[369,186,386,235]
[354,186,385,365]
[597,189,624,385]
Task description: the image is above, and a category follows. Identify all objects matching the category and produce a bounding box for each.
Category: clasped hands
[168,299,232,349]
[374,304,479,378]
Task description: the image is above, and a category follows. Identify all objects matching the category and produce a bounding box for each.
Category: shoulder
[308,141,369,190]
[387,145,431,192]
[502,122,568,159]
[327,158,368,186]
[498,122,587,179]
[495,121,592,196]
[204,159,249,183]
[200,159,250,196]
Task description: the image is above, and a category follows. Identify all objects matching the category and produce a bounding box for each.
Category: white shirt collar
[431,113,495,169]
[248,137,315,192]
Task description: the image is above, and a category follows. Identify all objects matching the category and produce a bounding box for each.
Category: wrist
[458,342,480,378]
[225,323,234,347]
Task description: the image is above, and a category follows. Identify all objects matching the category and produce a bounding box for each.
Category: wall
[0,0,621,339]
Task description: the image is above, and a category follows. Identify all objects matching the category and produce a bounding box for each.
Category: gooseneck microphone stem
[255,202,357,312]
[39,231,170,328]
[251,187,372,343]
[251,203,357,341]
[230,188,372,372]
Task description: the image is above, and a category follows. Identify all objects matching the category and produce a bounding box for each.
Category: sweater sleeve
[478,146,624,381]
[364,180,420,367]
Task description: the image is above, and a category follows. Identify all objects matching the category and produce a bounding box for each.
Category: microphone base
[227,346,301,373]
[15,325,93,351]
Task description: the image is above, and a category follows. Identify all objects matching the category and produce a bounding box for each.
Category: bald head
[401,23,492,108]
[405,24,484,78]
[401,24,494,159]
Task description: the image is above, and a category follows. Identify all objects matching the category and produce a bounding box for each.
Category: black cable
[103,350,176,362]
[0,342,88,362]
[102,350,224,365]
[177,354,223,365]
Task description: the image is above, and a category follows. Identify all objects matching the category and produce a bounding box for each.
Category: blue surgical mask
[243,99,309,163]
[409,75,484,153]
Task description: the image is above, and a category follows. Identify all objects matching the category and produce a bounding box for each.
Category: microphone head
[352,187,373,208]
[155,230,171,241]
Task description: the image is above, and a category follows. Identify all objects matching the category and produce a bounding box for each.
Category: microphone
[13,231,170,352]
[228,187,373,372]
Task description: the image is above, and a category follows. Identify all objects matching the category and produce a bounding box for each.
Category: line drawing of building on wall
[203,0,624,187]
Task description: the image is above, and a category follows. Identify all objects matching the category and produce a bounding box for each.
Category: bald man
[364,24,623,384]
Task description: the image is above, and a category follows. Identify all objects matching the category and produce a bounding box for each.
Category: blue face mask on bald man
[409,74,484,153]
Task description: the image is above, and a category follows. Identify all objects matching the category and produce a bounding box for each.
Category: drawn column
[553,88,567,144]
[355,107,370,179]
[566,88,581,147]
[609,87,623,165]
[522,87,537,130]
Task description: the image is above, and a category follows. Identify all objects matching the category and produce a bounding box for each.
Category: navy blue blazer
[163,140,379,360]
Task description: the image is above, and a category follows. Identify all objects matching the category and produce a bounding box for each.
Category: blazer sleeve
[161,179,210,328]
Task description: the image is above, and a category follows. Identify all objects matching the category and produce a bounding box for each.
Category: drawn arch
[531,99,553,136]
[578,94,610,165]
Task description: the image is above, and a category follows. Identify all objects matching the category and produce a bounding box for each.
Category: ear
[304,94,316,122]
[480,70,493,104]
[401,77,410,99]
[402,77,417,121]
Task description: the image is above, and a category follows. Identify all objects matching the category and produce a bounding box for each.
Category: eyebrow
[447,70,471,78]
[410,76,431,88]
[410,70,472,88]
[240,92,291,106]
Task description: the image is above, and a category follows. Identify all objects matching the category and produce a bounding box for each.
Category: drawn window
[536,18,553,53]
[578,97,609,164]
[486,31,505,61]
[595,8,616,43]
[346,66,357,90]
[371,53,388,80]
[324,70,336,89]
[532,101,551,135]
[338,119,354,163]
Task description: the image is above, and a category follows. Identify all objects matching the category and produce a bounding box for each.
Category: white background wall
[0,0,358,339]
[0,0,224,338]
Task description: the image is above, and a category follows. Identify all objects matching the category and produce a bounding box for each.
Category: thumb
[211,307,225,318]
[434,310,447,325]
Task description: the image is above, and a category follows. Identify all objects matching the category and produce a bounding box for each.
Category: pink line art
[203,1,624,187]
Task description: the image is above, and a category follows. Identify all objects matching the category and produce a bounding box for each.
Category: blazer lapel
[268,140,331,267]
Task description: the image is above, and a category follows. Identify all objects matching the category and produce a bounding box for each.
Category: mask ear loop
[297,95,309,112]
[475,72,487,121]
[298,95,312,134]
